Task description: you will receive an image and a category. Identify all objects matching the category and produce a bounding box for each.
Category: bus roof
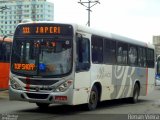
[76,25,154,49]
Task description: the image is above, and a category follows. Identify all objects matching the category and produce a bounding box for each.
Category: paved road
[0,86,160,120]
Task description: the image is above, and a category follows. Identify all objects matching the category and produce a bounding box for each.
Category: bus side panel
[91,64,116,101]
[113,66,133,99]
[72,32,91,105]
[147,68,155,95]
[0,62,10,89]
[113,66,147,99]
[73,71,90,105]
[137,68,155,96]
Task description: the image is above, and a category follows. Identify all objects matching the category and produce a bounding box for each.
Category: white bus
[9,22,155,110]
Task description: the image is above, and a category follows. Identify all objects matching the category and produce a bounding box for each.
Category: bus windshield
[11,38,72,77]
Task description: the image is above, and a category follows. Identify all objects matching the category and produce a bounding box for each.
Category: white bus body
[9,22,155,110]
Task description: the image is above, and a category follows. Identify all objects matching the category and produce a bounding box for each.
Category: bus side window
[5,42,12,62]
[76,36,90,72]
[147,49,154,68]
[128,45,138,66]
[117,42,128,65]
[0,42,8,62]
[138,47,146,67]
[104,39,116,64]
[91,35,103,64]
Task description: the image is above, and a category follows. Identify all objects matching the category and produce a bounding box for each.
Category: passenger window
[128,45,138,66]
[117,42,128,65]
[147,49,154,68]
[104,39,116,64]
[138,47,146,67]
[91,35,103,64]
[0,42,11,62]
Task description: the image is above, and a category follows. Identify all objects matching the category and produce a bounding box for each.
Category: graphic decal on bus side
[114,66,135,98]
[97,67,111,80]
[112,66,146,99]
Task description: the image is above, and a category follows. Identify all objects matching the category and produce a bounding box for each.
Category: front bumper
[9,86,74,105]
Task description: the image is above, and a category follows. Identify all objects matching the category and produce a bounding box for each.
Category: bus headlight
[10,77,22,90]
[55,80,73,92]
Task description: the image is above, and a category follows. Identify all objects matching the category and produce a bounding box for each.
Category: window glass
[92,35,103,64]
[11,38,72,76]
[138,47,146,67]
[117,42,128,65]
[147,49,154,68]
[128,45,137,66]
[76,36,90,71]
[104,39,116,64]
[0,42,12,62]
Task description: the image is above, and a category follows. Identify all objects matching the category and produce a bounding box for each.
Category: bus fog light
[55,80,73,92]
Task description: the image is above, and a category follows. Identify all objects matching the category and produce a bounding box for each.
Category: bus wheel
[87,86,98,110]
[131,83,140,103]
[36,103,49,108]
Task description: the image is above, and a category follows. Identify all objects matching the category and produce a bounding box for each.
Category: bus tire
[87,86,98,110]
[36,103,49,108]
[131,83,140,103]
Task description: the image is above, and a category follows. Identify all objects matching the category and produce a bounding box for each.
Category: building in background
[153,35,160,56]
[0,0,54,36]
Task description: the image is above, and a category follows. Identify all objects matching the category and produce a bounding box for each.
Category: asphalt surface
[0,86,160,120]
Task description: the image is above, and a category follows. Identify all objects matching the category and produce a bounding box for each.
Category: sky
[48,0,160,43]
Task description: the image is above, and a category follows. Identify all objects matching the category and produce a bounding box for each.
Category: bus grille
[26,93,49,99]
[25,86,53,91]
[19,78,59,85]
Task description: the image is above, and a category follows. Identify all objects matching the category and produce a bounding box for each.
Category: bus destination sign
[22,26,61,34]
[16,24,73,36]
